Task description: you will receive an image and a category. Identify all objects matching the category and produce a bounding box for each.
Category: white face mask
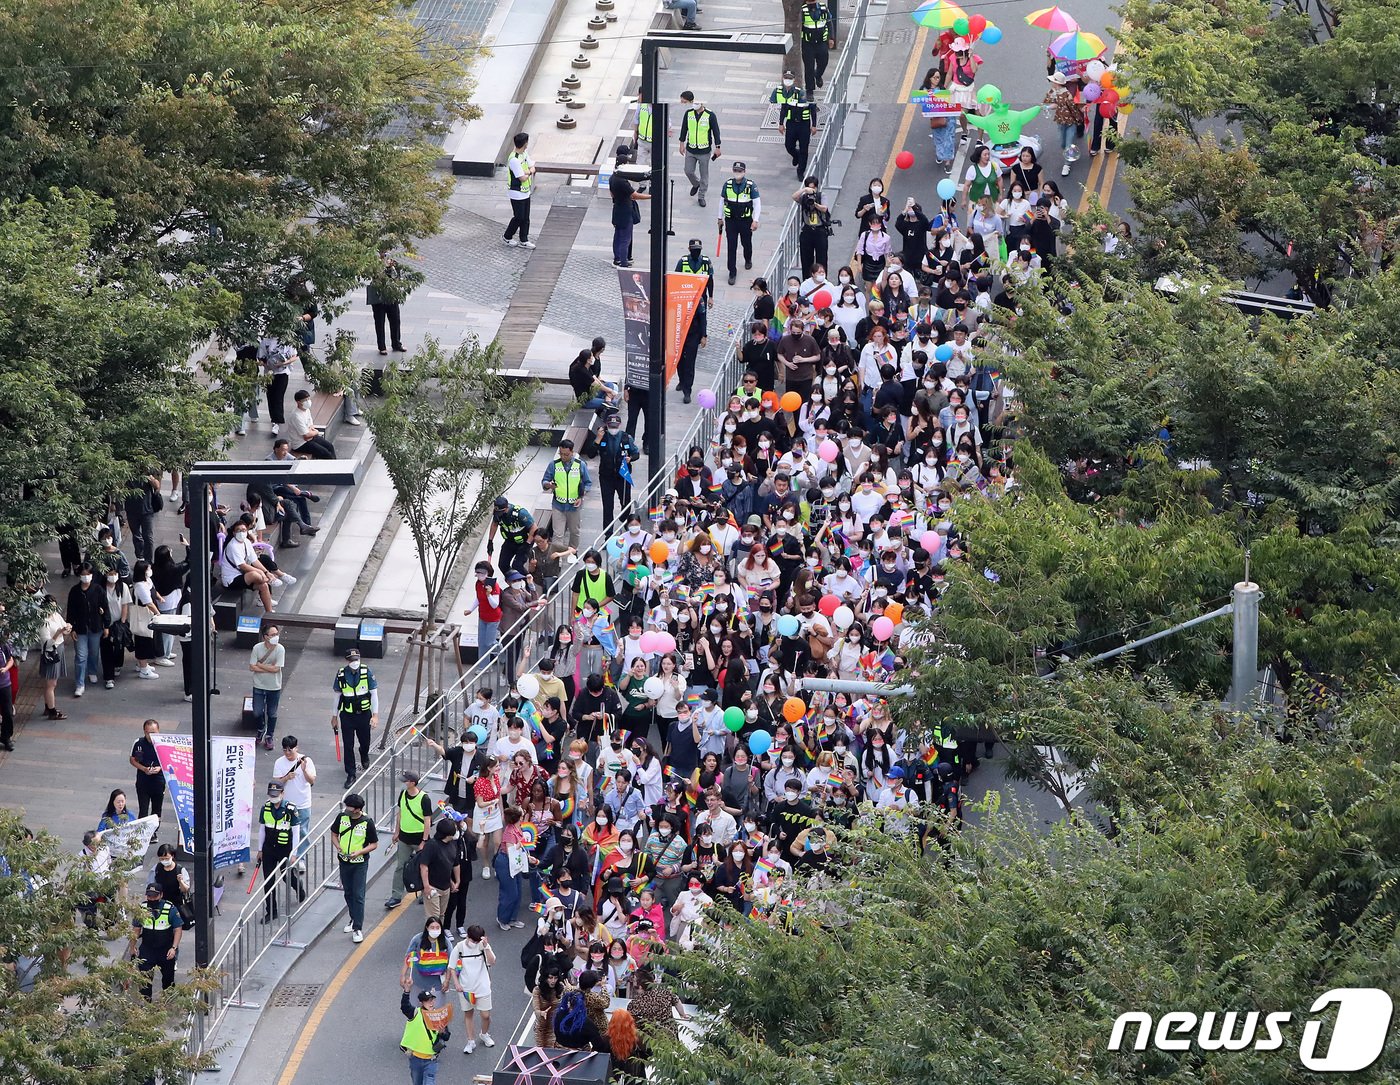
[782,756,795,767]
[267,636,280,647]
[428,926,442,938]
[618,839,633,852]
[106,575,119,584]
[585,562,599,573]
[80,574,93,585]
[871,184,882,195]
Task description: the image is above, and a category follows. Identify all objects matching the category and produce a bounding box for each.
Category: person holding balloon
[1088,68,1121,157]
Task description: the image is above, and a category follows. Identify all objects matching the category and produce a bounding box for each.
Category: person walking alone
[539,439,591,549]
[386,769,436,910]
[249,624,285,751]
[503,132,536,250]
[333,648,378,788]
[487,496,535,578]
[594,409,640,525]
[400,987,453,1085]
[334,792,378,943]
[609,145,649,269]
[720,161,762,286]
[677,91,722,208]
[799,0,837,96]
[254,781,302,923]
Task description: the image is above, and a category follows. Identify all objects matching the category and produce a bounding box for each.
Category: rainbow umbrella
[1049,28,1106,60]
[910,0,968,29]
[1025,6,1079,31]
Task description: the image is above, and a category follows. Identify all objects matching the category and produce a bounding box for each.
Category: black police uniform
[782,97,818,179]
[800,0,835,95]
[132,895,182,1000]
[258,797,303,920]
[493,502,534,576]
[720,173,760,280]
[674,247,714,398]
[595,423,641,525]
[334,660,377,783]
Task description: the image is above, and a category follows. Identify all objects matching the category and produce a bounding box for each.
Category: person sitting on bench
[287,389,336,459]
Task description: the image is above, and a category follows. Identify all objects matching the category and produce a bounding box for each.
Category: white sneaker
[457,926,468,939]
[521,240,536,250]
[481,866,491,880]
[343,922,355,933]
[104,680,115,689]
[184,693,193,702]
[138,669,159,680]
[74,687,84,697]
[352,929,363,943]
[279,573,298,585]
[504,238,519,247]
[271,424,280,436]
[1061,164,1071,176]
[462,1041,476,1054]
[480,1033,494,1048]
[153,657,175,667]
[169,491,180,503]
[347,417,362,426]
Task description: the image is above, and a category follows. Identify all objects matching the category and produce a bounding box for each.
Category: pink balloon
[920,532,941,553]
[639,631,658,653]
[696,388,717,409]
[872,616,895,641]
[656,632,677,654]
[818,439,839,463]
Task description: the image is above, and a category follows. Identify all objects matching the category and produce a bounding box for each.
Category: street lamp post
[186,458,360,969]
[639,31,792,488]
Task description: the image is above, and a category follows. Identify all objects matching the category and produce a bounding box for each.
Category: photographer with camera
[792,177,836,278]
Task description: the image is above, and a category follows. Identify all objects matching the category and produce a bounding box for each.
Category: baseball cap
[345,649,361,661]
[494,496,509,509]
[400,770,420,783]
[507,570,526,582]
[145,881,163,896]
[888,765,906,780]
[732,160,747,172]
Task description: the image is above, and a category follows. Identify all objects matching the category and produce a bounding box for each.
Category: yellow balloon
[1119,103,1135,115]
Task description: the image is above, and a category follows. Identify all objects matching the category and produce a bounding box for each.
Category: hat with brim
[1047,71,1068,85]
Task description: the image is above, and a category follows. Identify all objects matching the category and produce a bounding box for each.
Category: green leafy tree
[0,810,213,1083]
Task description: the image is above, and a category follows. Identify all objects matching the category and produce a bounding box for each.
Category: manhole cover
[269,983,322,1007]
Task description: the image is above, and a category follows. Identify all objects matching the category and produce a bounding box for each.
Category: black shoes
[728,271,737,284]
[689,183,698,196]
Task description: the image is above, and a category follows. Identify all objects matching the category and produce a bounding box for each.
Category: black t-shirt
[418,838,456,890]
[610,172,636,227]
[132,736,165,794]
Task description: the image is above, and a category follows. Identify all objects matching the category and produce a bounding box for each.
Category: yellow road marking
[275,893,405,1085]
[1096,112,1131,209]
[1076,146,1106,215]
[1075,20,1130,215]
[882,26,931,184]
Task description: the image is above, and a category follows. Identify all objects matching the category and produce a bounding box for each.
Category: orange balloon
[783,696,807,723]
[648,540,669,563]
[780,391,802,413]
[1099,70,1116,89]
[884,602,904,625]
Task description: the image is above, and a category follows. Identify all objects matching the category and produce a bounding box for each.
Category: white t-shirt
[494,733,537,764]
[507,152,533,200]
[273,754,316,809]
[220,534,259,587]
[289,405,316,443]
[850,488,885,526]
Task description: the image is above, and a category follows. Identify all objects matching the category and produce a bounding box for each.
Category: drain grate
[269,983,322,1008]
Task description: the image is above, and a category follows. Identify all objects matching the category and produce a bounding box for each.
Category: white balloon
[832,605,855,630]
[643,676,665,699]
[516,674,541,699]
[1085,59,1106,81]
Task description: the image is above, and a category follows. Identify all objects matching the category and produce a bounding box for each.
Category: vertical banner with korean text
[151,734,195,852]
[617,268,652,391]
[664,272,708,388]
[211,737,256,870]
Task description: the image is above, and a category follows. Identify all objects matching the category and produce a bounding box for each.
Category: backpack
[402,852,423,893]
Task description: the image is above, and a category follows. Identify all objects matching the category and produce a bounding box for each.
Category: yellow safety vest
[336,814,370,862]
[577,569,608,609]
[802,3,830,39]
[398,789,428,835]
[337,668,372,714]
[141,901,175,931]
[261,802,297,848]
[637,103,653,143]
[507,151,533,195]
[400,1010,439,1059]
[552,459,582,503]
[684,110,713,152]
[722,178,756,220]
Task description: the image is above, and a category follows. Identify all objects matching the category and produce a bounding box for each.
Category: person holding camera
[400,987,453,1080]
[609,145,650,269]
[792,178,832,278]
[271,735,317,861]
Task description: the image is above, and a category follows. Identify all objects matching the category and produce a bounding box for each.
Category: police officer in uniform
[780,88,820,179]
[674,239,714,402]
[676,90,722,208]
[594,409,641,525]
[800,0,837,97]
[332,648,378,788]
[486,496,535,577]
[255,781,302,923]
[769,69,802,110]
[719,161,762,286]
[334,792,379,942]
[128,880,183,1000]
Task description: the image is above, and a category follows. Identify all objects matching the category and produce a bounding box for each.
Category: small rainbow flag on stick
[519,822,539,850]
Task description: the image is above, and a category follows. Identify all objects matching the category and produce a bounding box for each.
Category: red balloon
[968,14,987,35]
[818,593,840,617]
[811,289,833,310]
[895,150,915,170]
[1101,88,1120,106]
[1098,103,1116,117]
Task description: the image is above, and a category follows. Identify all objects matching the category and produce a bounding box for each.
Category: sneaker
[153,657,175,667]
[235,429,247,437]
[263,737,274,751]
[481,866,491,881]
[385,897,402,909]
[270,424,279,436]
[497,920,511,931]
[480,1033,495,1048]
[504,238,519,247]
[698,195,706,207]
[279,573,298,585]
[347,417,362,426]
[689,183,698,196]
[184,693,193,702]
[1061,164,1071,176]
[457,926,468,940]
[74,687,84,697]
[169,490,180,503]
[344,922,355,933]
[521,240,536,249]
[352,929,363,943]
[511,920,525,928]
[104,680,115,689]
[137,668,159,680]
[462,1041,476,1055]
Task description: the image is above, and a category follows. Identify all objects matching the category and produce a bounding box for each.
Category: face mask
[618,839,633,852]
[838,272,853,285]
[759,439,770,449]
[585,562,598,573]
[596,815,609,826]
[699,546,712,555]
[160,858,175,869]
[234,531,247,541]
[783,78,794,87]
[710,624,722,635]
[689,246,702,257]
[782,756,794,767]
[267,635,280,646]
[428,926,442,938]
[107,575,118,584]
[745,821,758,832]
[934,436,945,446]
[871,184,882,195]
[664,531,676,541]
[659,826,673,837]
[839,501,851,511]
[608,424,621,432]
[724,423,737,433]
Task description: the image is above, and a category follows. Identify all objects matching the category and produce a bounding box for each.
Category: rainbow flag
[649,503,663,522]
[685,692,701,711]
[826,769,844,788]
[519,822,538,850]
[889,508,916,533]
[558,794,575,819]
[755,857,778,882]
[922,746,938,766]
[694,583,716,606]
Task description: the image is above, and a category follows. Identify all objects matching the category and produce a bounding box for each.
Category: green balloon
[977,84,1002,106]
[953,16,970,35]
[723,706,746,732]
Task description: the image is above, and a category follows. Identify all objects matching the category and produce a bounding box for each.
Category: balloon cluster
[1083,59,1131,117]
[952,13,1001,44]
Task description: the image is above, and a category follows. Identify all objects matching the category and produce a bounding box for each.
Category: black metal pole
[189,474,214,969]
[642,41,668,484]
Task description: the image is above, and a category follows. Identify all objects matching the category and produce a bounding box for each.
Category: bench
[489,366,573,386]
[535,162,603,181]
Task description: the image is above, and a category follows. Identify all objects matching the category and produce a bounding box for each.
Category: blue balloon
[775,614,800,638]
[935,344,954,362]
[982,25,1002,44]
[748,730,773,756]
[468,724,488,744]
[936,178,957,201]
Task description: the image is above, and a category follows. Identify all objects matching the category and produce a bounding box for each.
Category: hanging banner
[617,267,652,391]
[664,272,709,388]
[211,737,256,870]
[152,734,195,853]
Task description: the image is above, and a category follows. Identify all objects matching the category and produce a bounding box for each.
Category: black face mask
[689,247,702,258]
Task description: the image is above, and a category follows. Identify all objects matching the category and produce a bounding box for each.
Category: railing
[183,4,871,1072]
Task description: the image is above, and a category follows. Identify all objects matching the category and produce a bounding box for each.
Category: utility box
[334,616,360,656]
[358,619,385,659]
[234,614,262,649]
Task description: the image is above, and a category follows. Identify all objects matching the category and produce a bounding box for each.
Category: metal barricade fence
[184,6,870,1071]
